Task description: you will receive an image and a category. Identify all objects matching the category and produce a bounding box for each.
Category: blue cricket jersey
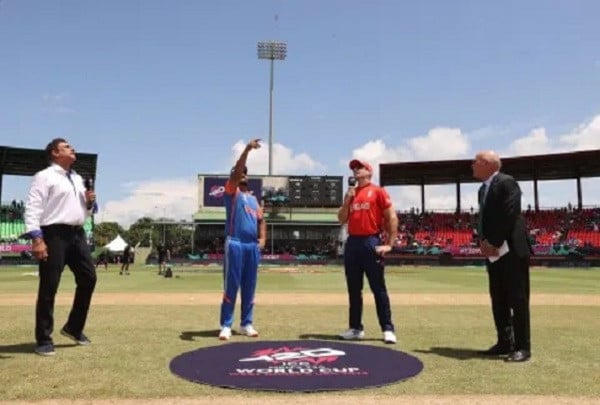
[224,180,261,243]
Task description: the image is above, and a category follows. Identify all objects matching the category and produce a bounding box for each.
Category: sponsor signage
[0,243,30,253]
[203,177,262,207]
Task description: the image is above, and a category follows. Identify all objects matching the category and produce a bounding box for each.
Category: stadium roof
[380,149,600,186]
[0,146,98,203]
[0,145,97,178]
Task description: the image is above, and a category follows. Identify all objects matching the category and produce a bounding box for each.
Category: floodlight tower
[257,41,287,175]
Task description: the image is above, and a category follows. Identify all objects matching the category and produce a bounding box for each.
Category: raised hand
[248,139,262,149]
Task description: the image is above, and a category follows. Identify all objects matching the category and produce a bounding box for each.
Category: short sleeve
[224,180,237,194]
[377,187,392,210]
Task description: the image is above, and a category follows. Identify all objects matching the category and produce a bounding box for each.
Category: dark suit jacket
[480,172,531,258]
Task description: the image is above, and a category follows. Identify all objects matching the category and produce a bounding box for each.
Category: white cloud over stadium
[100,113,600,227]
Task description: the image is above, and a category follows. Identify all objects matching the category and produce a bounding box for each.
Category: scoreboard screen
[199,174,344,209]
[287,176,343,207]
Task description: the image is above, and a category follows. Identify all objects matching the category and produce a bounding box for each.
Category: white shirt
[481,170,510,262]
[24,163,92,234]
[482,171,499,202]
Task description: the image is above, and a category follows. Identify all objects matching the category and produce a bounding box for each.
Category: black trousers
[121,256,130,271]
[36,225,97,345]
[486,251,530,351]
[343,235,394,332]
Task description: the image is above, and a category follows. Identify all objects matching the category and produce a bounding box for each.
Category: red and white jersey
[347,183,392,236]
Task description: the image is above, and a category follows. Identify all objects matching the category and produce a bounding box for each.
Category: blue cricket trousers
[220,236,260,328]
[343,235,394,332]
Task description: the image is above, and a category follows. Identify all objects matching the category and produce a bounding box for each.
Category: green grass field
[0,264,599,402]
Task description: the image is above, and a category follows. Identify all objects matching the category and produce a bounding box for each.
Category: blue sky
[1,1,599,226]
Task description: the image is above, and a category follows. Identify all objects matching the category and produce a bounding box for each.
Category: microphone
[84,178,95,210]
[345,176,356,203]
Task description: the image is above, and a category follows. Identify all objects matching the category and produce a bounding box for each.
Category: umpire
[24,138,98,356]
[337,159,399,344]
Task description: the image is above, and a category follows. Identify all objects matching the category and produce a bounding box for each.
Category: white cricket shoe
[240,324,259,337]
[339,328,365,340]
[218,326,232,340]
[383,330,397,344]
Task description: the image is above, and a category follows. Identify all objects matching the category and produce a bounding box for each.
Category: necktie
[66,171,76,195]
[478,183,487,206]
[478,183,486,235]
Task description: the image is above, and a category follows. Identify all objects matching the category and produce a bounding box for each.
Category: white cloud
[407,127,470,160]
[100,178,197,228]
[507,114,600,155]
[353,127,469,163]
[347,127,470,185]
[346,127,472,212]
[392,115,600,211]
[99,114,600,226]
[508,127,553,156]
[99,142,326,227]
[349,115,600,212]
[559,115,600,150]
[230,141,326,175]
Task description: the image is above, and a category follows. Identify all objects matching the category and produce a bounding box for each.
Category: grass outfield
[1,264,599,294]
[0,264,599,402]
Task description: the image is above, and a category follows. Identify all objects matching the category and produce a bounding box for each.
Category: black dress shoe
[505,350,531,362]
[477,343,512,356]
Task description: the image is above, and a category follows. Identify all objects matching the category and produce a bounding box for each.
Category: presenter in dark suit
[472,150,532,363]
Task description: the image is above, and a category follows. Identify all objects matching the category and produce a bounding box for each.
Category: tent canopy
[104,235,128,252]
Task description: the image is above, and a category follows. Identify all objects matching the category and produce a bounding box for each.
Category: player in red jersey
[337,159,398,344]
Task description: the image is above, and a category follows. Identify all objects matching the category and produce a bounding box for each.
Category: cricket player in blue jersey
[219,138,267,340]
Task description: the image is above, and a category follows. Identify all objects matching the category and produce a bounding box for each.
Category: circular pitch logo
[170,340,423,392]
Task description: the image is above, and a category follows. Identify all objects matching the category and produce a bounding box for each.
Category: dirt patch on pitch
[0,292,598,306]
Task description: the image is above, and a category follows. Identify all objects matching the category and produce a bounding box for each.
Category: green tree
[126,217,193,255]
[93,222,125,247]
[127,217,157,247]
[163,221,193,255]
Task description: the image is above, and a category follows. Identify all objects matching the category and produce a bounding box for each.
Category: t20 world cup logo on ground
[231,346,366,376]
[170,340,424,391]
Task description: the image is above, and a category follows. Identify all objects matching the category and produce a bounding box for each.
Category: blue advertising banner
[203,177,263,207]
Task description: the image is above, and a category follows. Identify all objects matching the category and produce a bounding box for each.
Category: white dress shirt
[24,163,92,235]
[481,170,510,261]
[481,171,499,203]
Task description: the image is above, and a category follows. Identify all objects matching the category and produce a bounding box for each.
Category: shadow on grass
[179,330,221,341]
[414,346,505,360]
[298,333,382,343]
[0,342,76,358]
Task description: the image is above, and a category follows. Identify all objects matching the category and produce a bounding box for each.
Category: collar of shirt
[483,171,499,188]
[23,163,88,234]
[50,162,74,177]
[355,181,373,191]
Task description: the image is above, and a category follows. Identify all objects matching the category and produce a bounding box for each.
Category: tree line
[93,217,193,256]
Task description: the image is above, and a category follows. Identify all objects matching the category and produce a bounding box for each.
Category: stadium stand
[0,202,27,243]
[396,207,600,249]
